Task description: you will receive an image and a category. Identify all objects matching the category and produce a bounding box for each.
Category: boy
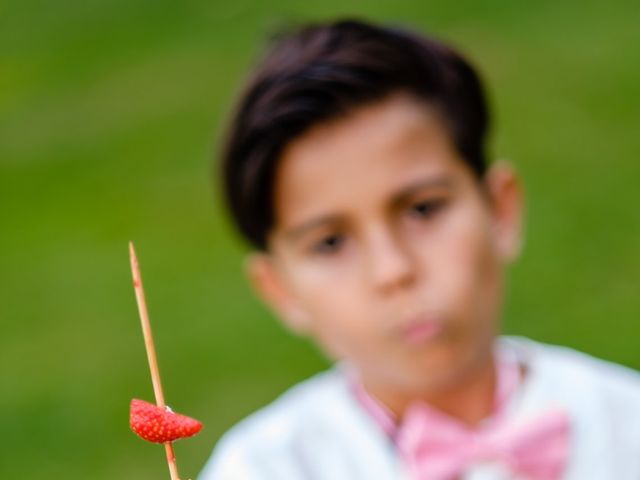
[199,19,640,479]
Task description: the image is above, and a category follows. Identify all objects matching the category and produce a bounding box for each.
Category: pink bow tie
[397,406,570,480]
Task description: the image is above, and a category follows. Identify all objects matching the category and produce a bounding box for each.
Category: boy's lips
[399,314,443,345]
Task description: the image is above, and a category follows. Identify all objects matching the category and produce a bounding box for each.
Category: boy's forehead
[279,96,460,187]
[272,94,467,230]
[280,93,454,172]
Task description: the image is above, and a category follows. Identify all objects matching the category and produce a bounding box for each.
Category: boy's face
[248,93,523,397]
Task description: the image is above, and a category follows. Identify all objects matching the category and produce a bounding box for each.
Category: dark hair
[220,18,490,250]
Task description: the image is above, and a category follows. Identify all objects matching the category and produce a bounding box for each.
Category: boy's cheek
[431,238,501,330]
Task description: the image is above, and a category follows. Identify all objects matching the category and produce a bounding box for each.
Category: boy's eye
[311,233,345,254]
[408,199,446,219]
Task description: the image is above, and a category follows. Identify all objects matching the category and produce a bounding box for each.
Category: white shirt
[198,336,640,479]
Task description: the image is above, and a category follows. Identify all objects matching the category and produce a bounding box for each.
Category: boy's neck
[366,350,497,427]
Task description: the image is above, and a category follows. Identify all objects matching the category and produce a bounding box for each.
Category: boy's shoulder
[217,366,351,446]
[506,335,640,413]
[198,365,388,479]
[509,335,640,387]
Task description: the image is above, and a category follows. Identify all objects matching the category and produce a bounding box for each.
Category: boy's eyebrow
[390,175,457,208]
[282,175,457,243]
[283,214,343,243]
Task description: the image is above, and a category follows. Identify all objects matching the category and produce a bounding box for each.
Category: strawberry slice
[130,398,203,443]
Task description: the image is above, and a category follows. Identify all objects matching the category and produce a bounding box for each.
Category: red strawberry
[130,398,203,443]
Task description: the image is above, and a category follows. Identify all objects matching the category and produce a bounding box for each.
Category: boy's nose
[365,224,417,294]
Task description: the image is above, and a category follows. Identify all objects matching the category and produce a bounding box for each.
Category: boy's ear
[484,161,525,263]
[244,252,313,335]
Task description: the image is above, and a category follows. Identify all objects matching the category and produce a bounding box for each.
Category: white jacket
[199,337,640,479]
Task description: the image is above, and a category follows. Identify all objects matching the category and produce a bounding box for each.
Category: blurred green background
[1,0,638,478]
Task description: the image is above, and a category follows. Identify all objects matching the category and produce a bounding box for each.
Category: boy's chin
[399,342,493,391]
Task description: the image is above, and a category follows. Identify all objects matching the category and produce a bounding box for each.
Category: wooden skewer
[129,241,182,480]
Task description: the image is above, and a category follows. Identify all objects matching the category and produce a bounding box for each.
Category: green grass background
[1,0,638,478]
